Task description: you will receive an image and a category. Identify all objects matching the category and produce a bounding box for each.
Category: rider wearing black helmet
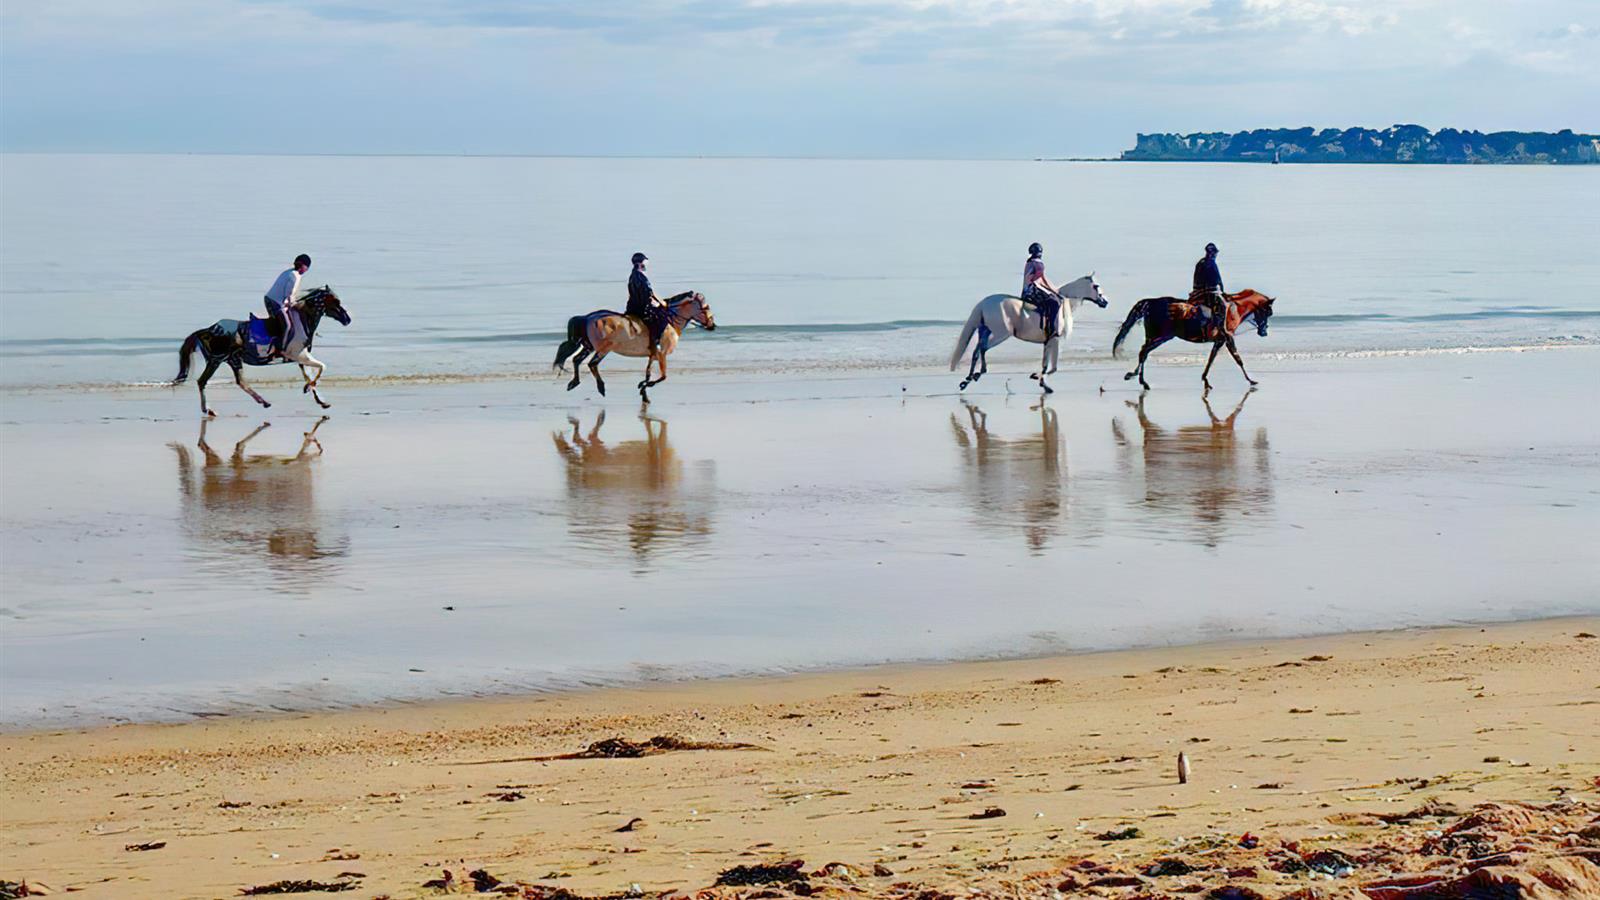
[1191,242,1227,338]
[1021,242,1064,342]
[626,252,668,352]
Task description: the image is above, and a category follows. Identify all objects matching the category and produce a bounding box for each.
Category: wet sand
[2,618,1596,898]
[2,349,1598,725]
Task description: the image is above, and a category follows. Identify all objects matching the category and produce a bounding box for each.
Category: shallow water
[2,351,1596,727]
[1,155,1598,388]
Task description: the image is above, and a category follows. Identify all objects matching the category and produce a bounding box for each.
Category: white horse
[949,273,1109,393]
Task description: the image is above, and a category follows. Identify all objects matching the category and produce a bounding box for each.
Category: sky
[2,0,1597,158]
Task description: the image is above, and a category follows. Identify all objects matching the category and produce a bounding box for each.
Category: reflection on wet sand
[552,409,716,571]
[950,401,1099,553]
[1111,389,1273,546]
[169,418,346,580]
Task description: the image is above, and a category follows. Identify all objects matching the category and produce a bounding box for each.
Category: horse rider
[1020,242,1064,341]
[1191,242,1227,338]
[264,254,311,360]
[627,252,668,353]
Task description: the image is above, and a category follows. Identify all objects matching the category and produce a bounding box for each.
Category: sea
[2,155,1597,728]
[2,154,1597,387]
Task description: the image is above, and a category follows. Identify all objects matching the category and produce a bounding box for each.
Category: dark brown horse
[1112,289,1275,389]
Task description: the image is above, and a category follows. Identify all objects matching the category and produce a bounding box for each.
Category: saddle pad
[243,313,268,344]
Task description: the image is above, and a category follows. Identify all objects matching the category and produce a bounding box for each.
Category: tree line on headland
[1119,125,1600,164]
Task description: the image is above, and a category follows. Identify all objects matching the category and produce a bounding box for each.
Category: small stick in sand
[1177,751,1190,784]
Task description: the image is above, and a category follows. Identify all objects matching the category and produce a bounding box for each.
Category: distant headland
[1120,126,1600,164]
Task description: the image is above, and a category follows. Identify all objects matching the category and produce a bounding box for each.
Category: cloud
[2,0,1596,155]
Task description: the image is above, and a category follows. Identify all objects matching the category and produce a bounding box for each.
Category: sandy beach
[3,617,1597,898]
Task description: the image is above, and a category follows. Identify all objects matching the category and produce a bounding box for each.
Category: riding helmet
[1028,242,1043,256]
[631,252,648,265]
[1205,242,1218,255]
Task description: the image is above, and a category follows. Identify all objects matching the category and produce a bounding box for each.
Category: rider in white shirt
[264,254,311,359]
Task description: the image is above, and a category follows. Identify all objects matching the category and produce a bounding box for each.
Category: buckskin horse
[552,292,716,403]
[1112,289,1275,390]
[948,274,1110,394]
[171,286,352,416]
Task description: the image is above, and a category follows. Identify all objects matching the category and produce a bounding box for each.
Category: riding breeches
[1022,285,1061,339]
[1189,289,1226,334]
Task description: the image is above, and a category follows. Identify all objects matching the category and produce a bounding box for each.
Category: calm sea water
[2,154,1598,387]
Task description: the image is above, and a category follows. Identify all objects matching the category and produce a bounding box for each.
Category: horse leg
[637,351,655,392]
[961,324,991,390]
[229,360,271,409]
[291,351,331,408]
[1128,335,1173,390]
[567,347,590,391]
[1225,336,1258,385]
[588,352,607,397]
[196,357,223,417]
[1201,341,1224,389]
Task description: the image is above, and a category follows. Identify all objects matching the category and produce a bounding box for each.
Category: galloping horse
[949,274,1109,394]
[1112,289,1275,390]
[172,286,352,416]
[553,292,716,403]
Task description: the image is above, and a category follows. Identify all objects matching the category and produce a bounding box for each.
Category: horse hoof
[261,401,271,408]
[1042,384,1054,394]
[958,380,969,391]
[596,385,606,397]
[203,409,216,418]
[1123,372,1135,381]
[318,401,332,409]
[566,381,580,391]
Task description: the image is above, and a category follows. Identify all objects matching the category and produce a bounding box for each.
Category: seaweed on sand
[240,877,361,894]
[460,735,767,766]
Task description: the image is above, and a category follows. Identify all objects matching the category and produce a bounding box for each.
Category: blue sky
[3,0,1597,157]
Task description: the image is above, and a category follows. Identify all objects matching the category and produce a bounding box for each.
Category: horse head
[676,292,715,331]
[1064,273,1109,309]
[1239,290,1274,337]
[294,286,349,336]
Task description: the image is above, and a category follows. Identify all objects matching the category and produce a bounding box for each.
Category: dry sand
[3,617,1598,898]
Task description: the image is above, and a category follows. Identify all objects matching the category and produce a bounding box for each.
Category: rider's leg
[264,297,290,357]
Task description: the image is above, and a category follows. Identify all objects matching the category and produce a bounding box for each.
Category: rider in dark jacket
[626,252,667,351]
[1191,242,1227,337]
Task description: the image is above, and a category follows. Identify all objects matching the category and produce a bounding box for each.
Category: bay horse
[948,274,1109,394]
[1112,289,1274,390]
[171,286,352,416]
[552,292,716,403]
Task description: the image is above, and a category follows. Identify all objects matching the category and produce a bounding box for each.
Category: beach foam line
[3,340,1596,394]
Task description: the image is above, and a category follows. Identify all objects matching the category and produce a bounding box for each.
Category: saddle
[246,315,276,357]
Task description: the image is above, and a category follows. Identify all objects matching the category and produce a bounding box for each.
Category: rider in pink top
[1021,242,1063,340]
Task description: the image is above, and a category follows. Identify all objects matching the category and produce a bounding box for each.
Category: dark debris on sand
[398,798,1599,900]
[240,877,361,894]
[464,735,767,766]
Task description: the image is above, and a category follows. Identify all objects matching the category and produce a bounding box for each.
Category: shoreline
[1,340,1596,396]
[1,613,1592,736]
[4,618,1596,898]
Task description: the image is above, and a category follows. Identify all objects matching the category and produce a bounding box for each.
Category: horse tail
[1112,300,1150,359]
[949,306,984,371]
[553,315,587,372]
[172,329,206,384]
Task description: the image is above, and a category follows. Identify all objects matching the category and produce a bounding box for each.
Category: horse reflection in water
[169,417,347,579]
[552,409,715,571]
[950,400,1098,553]
[1111,389,1273,547]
